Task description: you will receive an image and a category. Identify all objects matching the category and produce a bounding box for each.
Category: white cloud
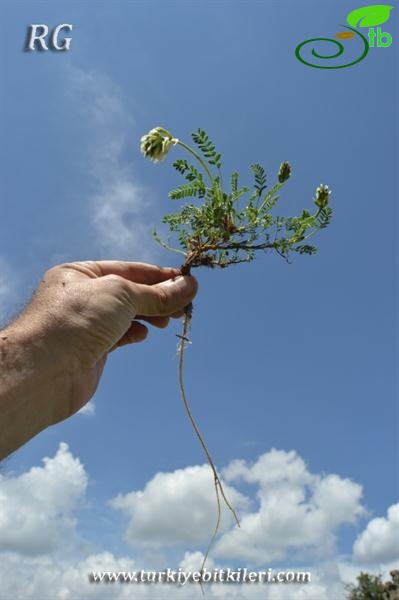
[0,443,87,555]
[0,550,343,600]
[91,178,153,259]
[215,449,365,564]
[223,449,312,488]
[110,464,249,547]
[66,65,156,260]
[0,552,141,600]
[353,503,399,563]
[78,401,96,417]
[0,445,395,600]
[110,448,365,575]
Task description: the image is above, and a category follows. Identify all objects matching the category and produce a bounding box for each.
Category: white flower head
[140,127,179,162]
[314,184,331,208]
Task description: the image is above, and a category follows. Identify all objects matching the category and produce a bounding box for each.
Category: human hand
[0,261,197,454]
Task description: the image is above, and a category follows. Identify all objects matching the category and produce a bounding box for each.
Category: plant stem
[177,140,215,186]
[153,235,187,256]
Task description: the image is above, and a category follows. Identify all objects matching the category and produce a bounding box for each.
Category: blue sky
[0,1,398,598]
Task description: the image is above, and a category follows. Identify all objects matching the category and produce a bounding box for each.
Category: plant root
[177,299,240,585]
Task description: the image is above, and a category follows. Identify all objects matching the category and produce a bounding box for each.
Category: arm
[0,320,64,460]
[0,260,197,460]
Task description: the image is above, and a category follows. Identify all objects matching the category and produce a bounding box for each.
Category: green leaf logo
[347,5,393,28]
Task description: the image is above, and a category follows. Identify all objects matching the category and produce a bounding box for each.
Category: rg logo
[25,24,73,51]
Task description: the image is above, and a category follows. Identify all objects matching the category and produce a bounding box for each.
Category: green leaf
[231,172,238,194]
[250,164,267,196]
[191,129,222,169]
[231,186,250,204]
[315,206,333,229]
[295,244,318,255]
[168,182,205,200]
[259,182,284,213]
[347,5,393,28]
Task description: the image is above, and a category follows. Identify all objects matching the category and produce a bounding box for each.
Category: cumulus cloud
[110,464,249,547]
[215,449,365,564]
[0,550,340,600]
[353,503,399,563]
[66,65,155,259]
[0,443,87,555]
[110,448,365,568]
[1,444,395,600]
[0,552,141,600]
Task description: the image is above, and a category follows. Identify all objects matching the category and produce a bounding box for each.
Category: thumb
[129,275,198,316]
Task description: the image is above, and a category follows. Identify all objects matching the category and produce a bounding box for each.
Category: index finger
[77,261,182,285]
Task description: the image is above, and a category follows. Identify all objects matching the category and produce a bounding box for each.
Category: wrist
[0,318,74,459]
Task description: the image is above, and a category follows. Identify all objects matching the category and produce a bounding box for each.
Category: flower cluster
[278,161,292,183]
[314,184,331,209]
[140,127,178,162]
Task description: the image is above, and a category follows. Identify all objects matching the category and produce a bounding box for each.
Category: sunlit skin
[0,261,198,460]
